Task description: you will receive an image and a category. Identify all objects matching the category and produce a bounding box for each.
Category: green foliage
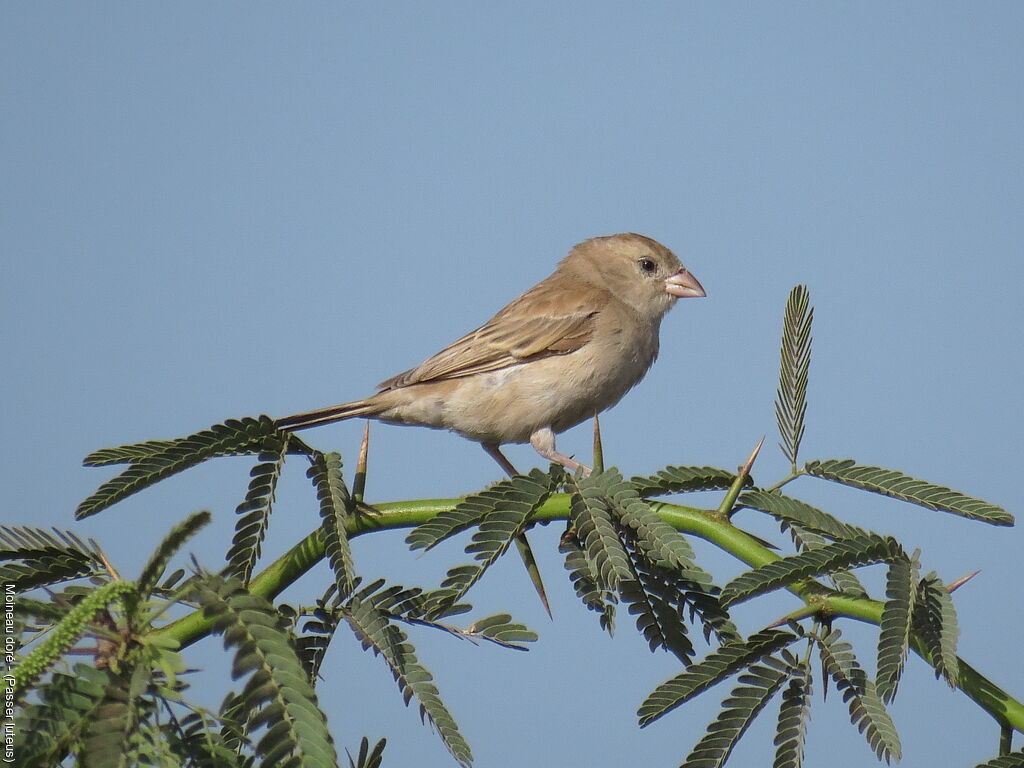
[463,613,538,648]
[817,627,901,763]
[15,663,112,763]
[15,283,1012,767]
[876,551,920,704]
[195,575,339,768]
[77,416,288,519]
[79,665,148,768]
[225,434,290,583]
[308,450,357,596]
[630,465,740,497]
[913,571,960,687]
[638,629,799,727]
[776,284,813,468]
[607,471,708,580]
[973,753,1024,768]
[805,459,1012,526]
[567,471,634,592]
[13,579,137,697]
[83,439,181,466]
[739,490,865,541]
[561,469,730,663]
[347,737,388,768]
[621,528,738,662]
[406,466,562,552]
[719,534,904,608]
[421,467,561,617]
[683,655,792,768]
[559,532,616,634]
[0,525,107,591]
[773,658,812,768]
[343,583,473,767]
[135,510,211,602]
[783,525,869,597]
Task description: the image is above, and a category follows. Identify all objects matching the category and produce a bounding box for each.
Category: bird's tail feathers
[276,399,381,432]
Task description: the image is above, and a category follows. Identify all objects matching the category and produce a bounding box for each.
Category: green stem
[765,470,802,493]
[154,493,1024,735]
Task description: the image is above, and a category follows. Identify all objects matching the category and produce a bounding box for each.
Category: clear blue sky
[3,4,1022,767]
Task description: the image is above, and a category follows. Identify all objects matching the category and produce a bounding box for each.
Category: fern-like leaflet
[225,433,290,583]
[775,285,812,469]
[195,575,338,768]
[720,534,904,608]
[421,468,560,618]
[815,627,901,763]
[639,629,799,727]
[78,417,288,519]
[308,450,357,597]
[0,525,108,591]
[773,657,812,768]
[913,571,959,687]
[681,654,793,768]
[805,459,1012,526]
[343,582,473,767]
[876,550,920,704]
[630,465,739,497]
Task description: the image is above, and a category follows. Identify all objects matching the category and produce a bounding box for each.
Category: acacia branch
[154,494,1024,735]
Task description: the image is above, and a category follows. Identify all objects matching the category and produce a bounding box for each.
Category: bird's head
[564,233,705,319]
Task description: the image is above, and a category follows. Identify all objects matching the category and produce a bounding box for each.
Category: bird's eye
[638,258,657,274]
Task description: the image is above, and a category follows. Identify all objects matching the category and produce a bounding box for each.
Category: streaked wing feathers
[378,278,603,390]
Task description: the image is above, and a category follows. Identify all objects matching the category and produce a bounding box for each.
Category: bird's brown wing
[378,277,604,390]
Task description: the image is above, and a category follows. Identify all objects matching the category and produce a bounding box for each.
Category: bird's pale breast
[372,312,661,445]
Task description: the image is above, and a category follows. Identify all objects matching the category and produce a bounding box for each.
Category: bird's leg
[482,443,519,479]
[481,442,552,619]
[530,427,592,477]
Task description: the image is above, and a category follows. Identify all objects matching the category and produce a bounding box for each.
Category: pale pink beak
[664,268,706,299]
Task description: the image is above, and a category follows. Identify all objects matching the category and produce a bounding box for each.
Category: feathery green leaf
[347,737,387,768]
[775,285,813,467]
[639,629,798,727]
[83,439,181,466]
[195,575,338,768]
[817,628,901,763]
[566,472,634,592]
[739,490,866,541]
[0,525,107,591]
[406,466,561,552]
[620,528,738,662]
[630,466,740,498]
[78,417,282,519]
[309,450,357,597]
[784,525,868,598]
[913,571,959,687]
[972,752,1024,768]
[681,655,791,768]
[720,534,904,608]
[136,511,211,602]
[559,531,616,634]
[14,664,112,763]
[344,591,472,766]
[619,548,695,662]
[877,552,920,704]
[298,592,343,681]
[773,658,812,768]
[80,665,149,768]
[608,475,709,581]
[225,434,289,583]
[464,613,538,649]
[805,459,1012,526]
[426,468,558,616]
